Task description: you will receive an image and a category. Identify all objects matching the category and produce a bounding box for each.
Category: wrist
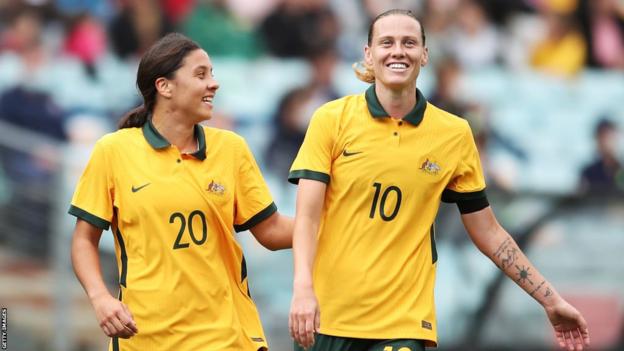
[87,288,111,302]
[293,278,314,291]
[541,291,563,309]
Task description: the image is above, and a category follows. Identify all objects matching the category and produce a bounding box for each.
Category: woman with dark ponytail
[69,33,293,351]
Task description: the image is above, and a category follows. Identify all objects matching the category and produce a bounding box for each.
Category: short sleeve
[441,124,488,213]
[233,138,276,232]
[68,139,114,229]
[288,107,336,184]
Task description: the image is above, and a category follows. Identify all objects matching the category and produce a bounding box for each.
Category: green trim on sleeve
[288,170,330,185]
[68,205,110,230]
[234,202,278,233]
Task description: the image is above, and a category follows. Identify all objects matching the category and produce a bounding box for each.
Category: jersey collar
[142,118,207,161]
[365,84,427,126]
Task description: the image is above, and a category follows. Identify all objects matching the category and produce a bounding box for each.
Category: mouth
[202,96,214,106]
[386,62,410,71]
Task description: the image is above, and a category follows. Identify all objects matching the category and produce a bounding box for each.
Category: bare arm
[249,212,294,250]
[71,219,138,339]
[461,207,590,351]
[289,179,326,349]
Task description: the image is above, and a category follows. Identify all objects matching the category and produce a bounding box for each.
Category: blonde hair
[353,61,375,84]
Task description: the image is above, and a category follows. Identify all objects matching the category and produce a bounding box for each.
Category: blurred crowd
[0,0,623,258]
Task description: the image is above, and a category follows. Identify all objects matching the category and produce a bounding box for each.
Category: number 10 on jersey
[369,182,402,221]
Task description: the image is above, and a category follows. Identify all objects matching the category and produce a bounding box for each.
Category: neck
[152,106,197,153]
[375,83,417,119]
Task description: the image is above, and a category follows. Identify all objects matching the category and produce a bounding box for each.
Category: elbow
[264,244,281,252]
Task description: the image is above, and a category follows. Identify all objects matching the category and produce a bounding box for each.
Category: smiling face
[160,49,219,123]
[365,14,428,91]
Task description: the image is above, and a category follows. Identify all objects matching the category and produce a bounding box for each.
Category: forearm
[71,225,110,301]
[478,226,560,307]
[292,179,326,292]
[250,213,294,250]
[462,208,562,308]
[292,215,318,290]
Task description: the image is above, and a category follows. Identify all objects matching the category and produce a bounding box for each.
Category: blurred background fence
[1,0,623,350]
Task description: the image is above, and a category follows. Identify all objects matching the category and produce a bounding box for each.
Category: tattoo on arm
[494,238,519,269]
[544,287,553,298]
[529,280,546,296]
[515,265,534,285]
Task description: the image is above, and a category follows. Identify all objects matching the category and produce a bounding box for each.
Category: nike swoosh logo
[131,183,151,193]
[342,150,362,157]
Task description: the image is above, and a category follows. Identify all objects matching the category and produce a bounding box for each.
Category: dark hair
[367,9,426,46]
[595,118,616,137]
[118,33,200,129]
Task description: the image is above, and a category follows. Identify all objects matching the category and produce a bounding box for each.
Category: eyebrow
[194,65,211,72]
[376,35,420,43]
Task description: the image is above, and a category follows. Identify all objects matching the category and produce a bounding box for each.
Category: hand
[91,293,138,339]
[289,287,320,349]
[545,299,590,351]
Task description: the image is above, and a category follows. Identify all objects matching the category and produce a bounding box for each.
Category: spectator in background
[530,1,587,77]
[108,0,173,59]
[429,56,467,116]
[305,45,341,107]
[265,87,313,180]
[446,0,501,69]
[160,0,195,25]
[0,85,67,257]
[265,45,340,179]
[0,7,47,69]
[63,13,107,76]
[580,118,623,193]
[182,0,264,58]
[577,0,624,69]
[259,0,339,58]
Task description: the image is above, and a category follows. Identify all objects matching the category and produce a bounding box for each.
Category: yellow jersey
[70,120,275,350]
[289,85,488,346]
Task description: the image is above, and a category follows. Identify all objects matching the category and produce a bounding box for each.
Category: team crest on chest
[419,158,441,175]
[206,180,226,195]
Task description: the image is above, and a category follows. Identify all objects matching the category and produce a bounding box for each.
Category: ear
[421,46,429,67]
[364,45,373,67]
[155,77,173,99]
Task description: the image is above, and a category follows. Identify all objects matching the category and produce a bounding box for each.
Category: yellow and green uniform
[289,85,488,347]
[69,119,276,351]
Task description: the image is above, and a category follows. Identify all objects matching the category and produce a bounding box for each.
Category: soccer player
[288,9,590,351]
[69,33,293,351]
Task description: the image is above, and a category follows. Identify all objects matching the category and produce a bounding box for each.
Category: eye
[381,39,392,47]
[404,39,417,47]
[197,71,205,79]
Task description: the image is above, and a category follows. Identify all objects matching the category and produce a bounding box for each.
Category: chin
[381,80,412,90]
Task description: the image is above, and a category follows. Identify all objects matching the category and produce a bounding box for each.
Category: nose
[391,43,405,57]
[208,77,219,91]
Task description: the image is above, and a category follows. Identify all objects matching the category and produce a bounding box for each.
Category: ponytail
[353,61,375,84]
[118,105,150,129]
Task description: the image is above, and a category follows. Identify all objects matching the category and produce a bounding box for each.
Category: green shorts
[294,334,425,351]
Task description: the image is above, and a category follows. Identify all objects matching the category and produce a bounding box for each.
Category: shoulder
[96,127,142,149]
[425,102,473,135]
[201,125,245,145]
[313,93,365,122]
[200,126,250,156]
